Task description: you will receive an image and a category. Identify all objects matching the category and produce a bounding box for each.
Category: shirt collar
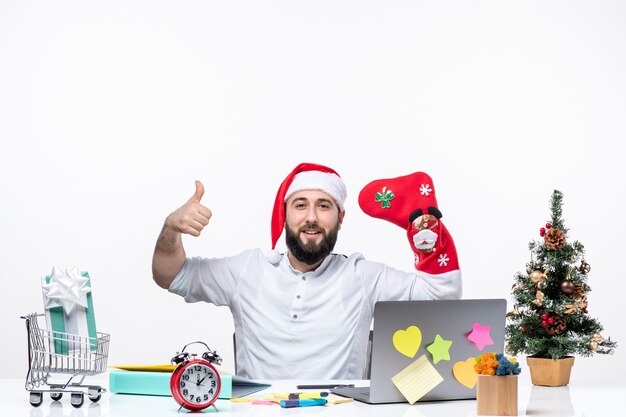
[282,251,334,277]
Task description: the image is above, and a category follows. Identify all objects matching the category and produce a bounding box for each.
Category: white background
[1,0,624,382]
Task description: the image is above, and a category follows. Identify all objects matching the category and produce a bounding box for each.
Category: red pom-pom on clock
[170,342,222,411]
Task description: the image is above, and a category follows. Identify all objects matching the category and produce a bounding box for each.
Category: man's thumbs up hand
[165,181,212,237]
[190,180,204,203]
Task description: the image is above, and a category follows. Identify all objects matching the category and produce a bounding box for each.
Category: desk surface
[1,372,624,417]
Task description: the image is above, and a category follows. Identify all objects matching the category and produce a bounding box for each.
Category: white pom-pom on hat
[266,249,282,264]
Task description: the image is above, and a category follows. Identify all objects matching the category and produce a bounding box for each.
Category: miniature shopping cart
[21,313,110,408]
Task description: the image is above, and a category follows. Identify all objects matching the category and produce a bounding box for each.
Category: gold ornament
[561,279,575,295]
[544,228,566,250]
[532,290,545,307]
[579,260,591,274]
[589,333,603,351]
[530,269,548,288]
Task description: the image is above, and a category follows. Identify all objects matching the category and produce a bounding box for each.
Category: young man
[152,163,462,379]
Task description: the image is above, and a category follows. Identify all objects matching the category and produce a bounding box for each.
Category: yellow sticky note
[325,394,354,405]
[391,354,444,404]
[108,364,176,372]
[392,326,422,358]
[230,396,276,403]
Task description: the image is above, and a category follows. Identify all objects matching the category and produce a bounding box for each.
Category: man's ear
[338,210,346,227]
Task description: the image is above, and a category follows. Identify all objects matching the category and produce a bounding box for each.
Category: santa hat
[268,163,347,263]
[358,171,441,229]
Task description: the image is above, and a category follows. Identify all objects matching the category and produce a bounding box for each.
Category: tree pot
[526,356,575,387]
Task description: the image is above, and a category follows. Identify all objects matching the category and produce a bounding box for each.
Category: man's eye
[319,204,331,209]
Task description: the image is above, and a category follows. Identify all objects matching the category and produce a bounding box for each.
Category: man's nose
[306,206,319,222]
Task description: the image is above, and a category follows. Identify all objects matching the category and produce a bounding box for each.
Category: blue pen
[280,398,327,408]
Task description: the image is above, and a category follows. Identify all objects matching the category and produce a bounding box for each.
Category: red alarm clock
[170,341,222,411]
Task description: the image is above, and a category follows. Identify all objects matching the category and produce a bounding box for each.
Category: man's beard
[285,222,339,265]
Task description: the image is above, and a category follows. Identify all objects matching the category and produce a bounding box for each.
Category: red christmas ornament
[540,227,546,237]
[541,313,548,320]
[548,317,555,324]
[546,223,552,229]
[542,320,547,327]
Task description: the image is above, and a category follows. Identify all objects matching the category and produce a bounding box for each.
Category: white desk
[1,372,624,417]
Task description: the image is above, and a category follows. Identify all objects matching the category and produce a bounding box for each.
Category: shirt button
[302,276,307,281]
[292,314,298,319]
[296,295,301,299]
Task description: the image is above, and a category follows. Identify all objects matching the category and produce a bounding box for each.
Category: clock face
[177,362,220,407]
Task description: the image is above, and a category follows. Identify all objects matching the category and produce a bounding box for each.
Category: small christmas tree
[506,190,616,359]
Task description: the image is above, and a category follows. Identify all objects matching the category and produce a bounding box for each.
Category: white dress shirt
[168,249,461,380]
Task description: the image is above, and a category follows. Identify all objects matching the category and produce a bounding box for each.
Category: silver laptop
[332,299,506,404]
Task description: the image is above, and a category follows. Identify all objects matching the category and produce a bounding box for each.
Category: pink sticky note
[252,400,278,405]
[467,322,493,351]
